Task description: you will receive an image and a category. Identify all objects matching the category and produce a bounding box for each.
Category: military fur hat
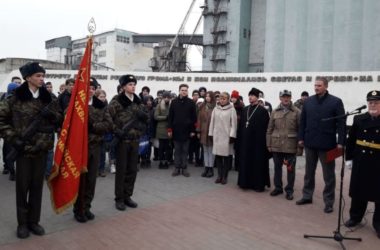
[119,74,137,86]
[19,62,46,80]
[367,90,380,101]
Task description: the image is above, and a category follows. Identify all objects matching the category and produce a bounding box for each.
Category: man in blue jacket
[296,77,345,213]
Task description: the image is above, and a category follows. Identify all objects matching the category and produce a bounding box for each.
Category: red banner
[48,37,92,214]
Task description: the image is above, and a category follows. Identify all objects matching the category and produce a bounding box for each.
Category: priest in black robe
[237,88,271,191]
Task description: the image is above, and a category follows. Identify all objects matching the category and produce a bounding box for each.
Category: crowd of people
[0,61,379,240]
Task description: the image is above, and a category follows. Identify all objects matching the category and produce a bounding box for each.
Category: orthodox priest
[237,87,271,191]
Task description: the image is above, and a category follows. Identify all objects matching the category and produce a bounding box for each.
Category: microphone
[354,105,367,112]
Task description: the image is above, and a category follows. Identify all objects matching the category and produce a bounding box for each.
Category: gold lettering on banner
[63,150,80,179]
[74,100,85,122]
[56,129,68,153]
[78,90,86,104]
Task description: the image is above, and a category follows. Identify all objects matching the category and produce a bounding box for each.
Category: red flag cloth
[326,147,343,163]
[48,37,92,214]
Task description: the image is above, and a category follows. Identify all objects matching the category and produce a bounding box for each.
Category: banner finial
[88,17,96,34]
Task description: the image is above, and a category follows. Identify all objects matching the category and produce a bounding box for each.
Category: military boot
[172,168,180,177]
[201,167,209,177]
[206,167,214,178]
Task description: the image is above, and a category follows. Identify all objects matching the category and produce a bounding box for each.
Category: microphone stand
[303,108,363,250]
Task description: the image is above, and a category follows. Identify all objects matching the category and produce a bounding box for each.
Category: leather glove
[345,160,353,169]
[41,106,54,118]
[114,128,125,138]
[229,137,235,144]
[136,109,148,121]
[12,138,25,151]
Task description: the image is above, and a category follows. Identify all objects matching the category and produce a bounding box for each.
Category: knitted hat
[231,90,240,99]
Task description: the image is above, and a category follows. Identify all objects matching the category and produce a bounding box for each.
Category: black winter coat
[298,92,345,150]
[168,96,197,142]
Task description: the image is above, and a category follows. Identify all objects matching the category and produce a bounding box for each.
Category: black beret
[90,77,99,88]
[119,74,137,86]
[19,62,46,80]
[367,90,380,101]
[248,87,261,98]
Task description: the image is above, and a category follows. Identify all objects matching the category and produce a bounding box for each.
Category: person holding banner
[0,62,62,239]
[345,90,380,239]
[108,74,149,211]
[73,78,112,222]
[296,77,345,213]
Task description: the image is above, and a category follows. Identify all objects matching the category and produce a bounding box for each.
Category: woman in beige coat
[209,92,237,184]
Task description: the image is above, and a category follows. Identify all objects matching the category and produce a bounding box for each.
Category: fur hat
[231,90,240,99]
[19,62,46,80]
[119,74,137,86]
[162,91,171,98]
[248,87,261,98]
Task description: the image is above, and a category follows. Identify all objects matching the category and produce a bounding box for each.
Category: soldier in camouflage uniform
[0,62,62,239]
[108,74,149,211]
[73,78,113,223]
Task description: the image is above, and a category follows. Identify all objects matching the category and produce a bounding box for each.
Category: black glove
[41,106,54,118]
[229,137,235,144]
[12,138,25,151]
[114,128,125,138]
[136,109,148,121]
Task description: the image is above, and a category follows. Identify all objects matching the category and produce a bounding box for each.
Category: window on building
[117,35,129,44]
[73,42,86,49]
[99,50,107,57]
[99,37,107,45]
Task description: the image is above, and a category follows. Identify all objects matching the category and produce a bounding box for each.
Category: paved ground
[0,156,378,250]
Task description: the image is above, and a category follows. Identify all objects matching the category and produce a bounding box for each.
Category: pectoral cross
[246,121,249,128]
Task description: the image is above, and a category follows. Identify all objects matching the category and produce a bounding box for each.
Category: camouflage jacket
[0,82,62,157]
[108,93,149,140]
[88,96,113,145]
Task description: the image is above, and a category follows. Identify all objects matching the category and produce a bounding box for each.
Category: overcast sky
[0,0,204,70]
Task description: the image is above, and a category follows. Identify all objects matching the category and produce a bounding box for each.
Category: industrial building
[202,0,380,73]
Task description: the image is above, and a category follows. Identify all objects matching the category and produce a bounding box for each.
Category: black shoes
[17,225,30,239]
[206,168,214,178]
[115,202,126,211]
[9,173,15,181]
[270,189,284,196]
[85,210,95,220]
[201,168,208,177]
[28,224,45,235]
[181,169,190,177]
[172,168,180,177]
[296,198,313,205]
[124,197,138,208]
[324,205,333,213]
[74,213,88,223]
[286,193,294,200]
[344,219,360,227]
[2,169,9,175]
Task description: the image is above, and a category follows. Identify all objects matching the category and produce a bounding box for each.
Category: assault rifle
[6,104,55,162]
[110,118,137,148]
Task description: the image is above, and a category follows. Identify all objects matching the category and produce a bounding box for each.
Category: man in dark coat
[0,62,62,239]
[344,90,380,239]
[57,78,74,112]
[108,74,149,211]
[296,77,345,214]
[167,84,197,177]
[237,87,271,192]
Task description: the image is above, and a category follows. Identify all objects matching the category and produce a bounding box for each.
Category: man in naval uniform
[345,90,380,239]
